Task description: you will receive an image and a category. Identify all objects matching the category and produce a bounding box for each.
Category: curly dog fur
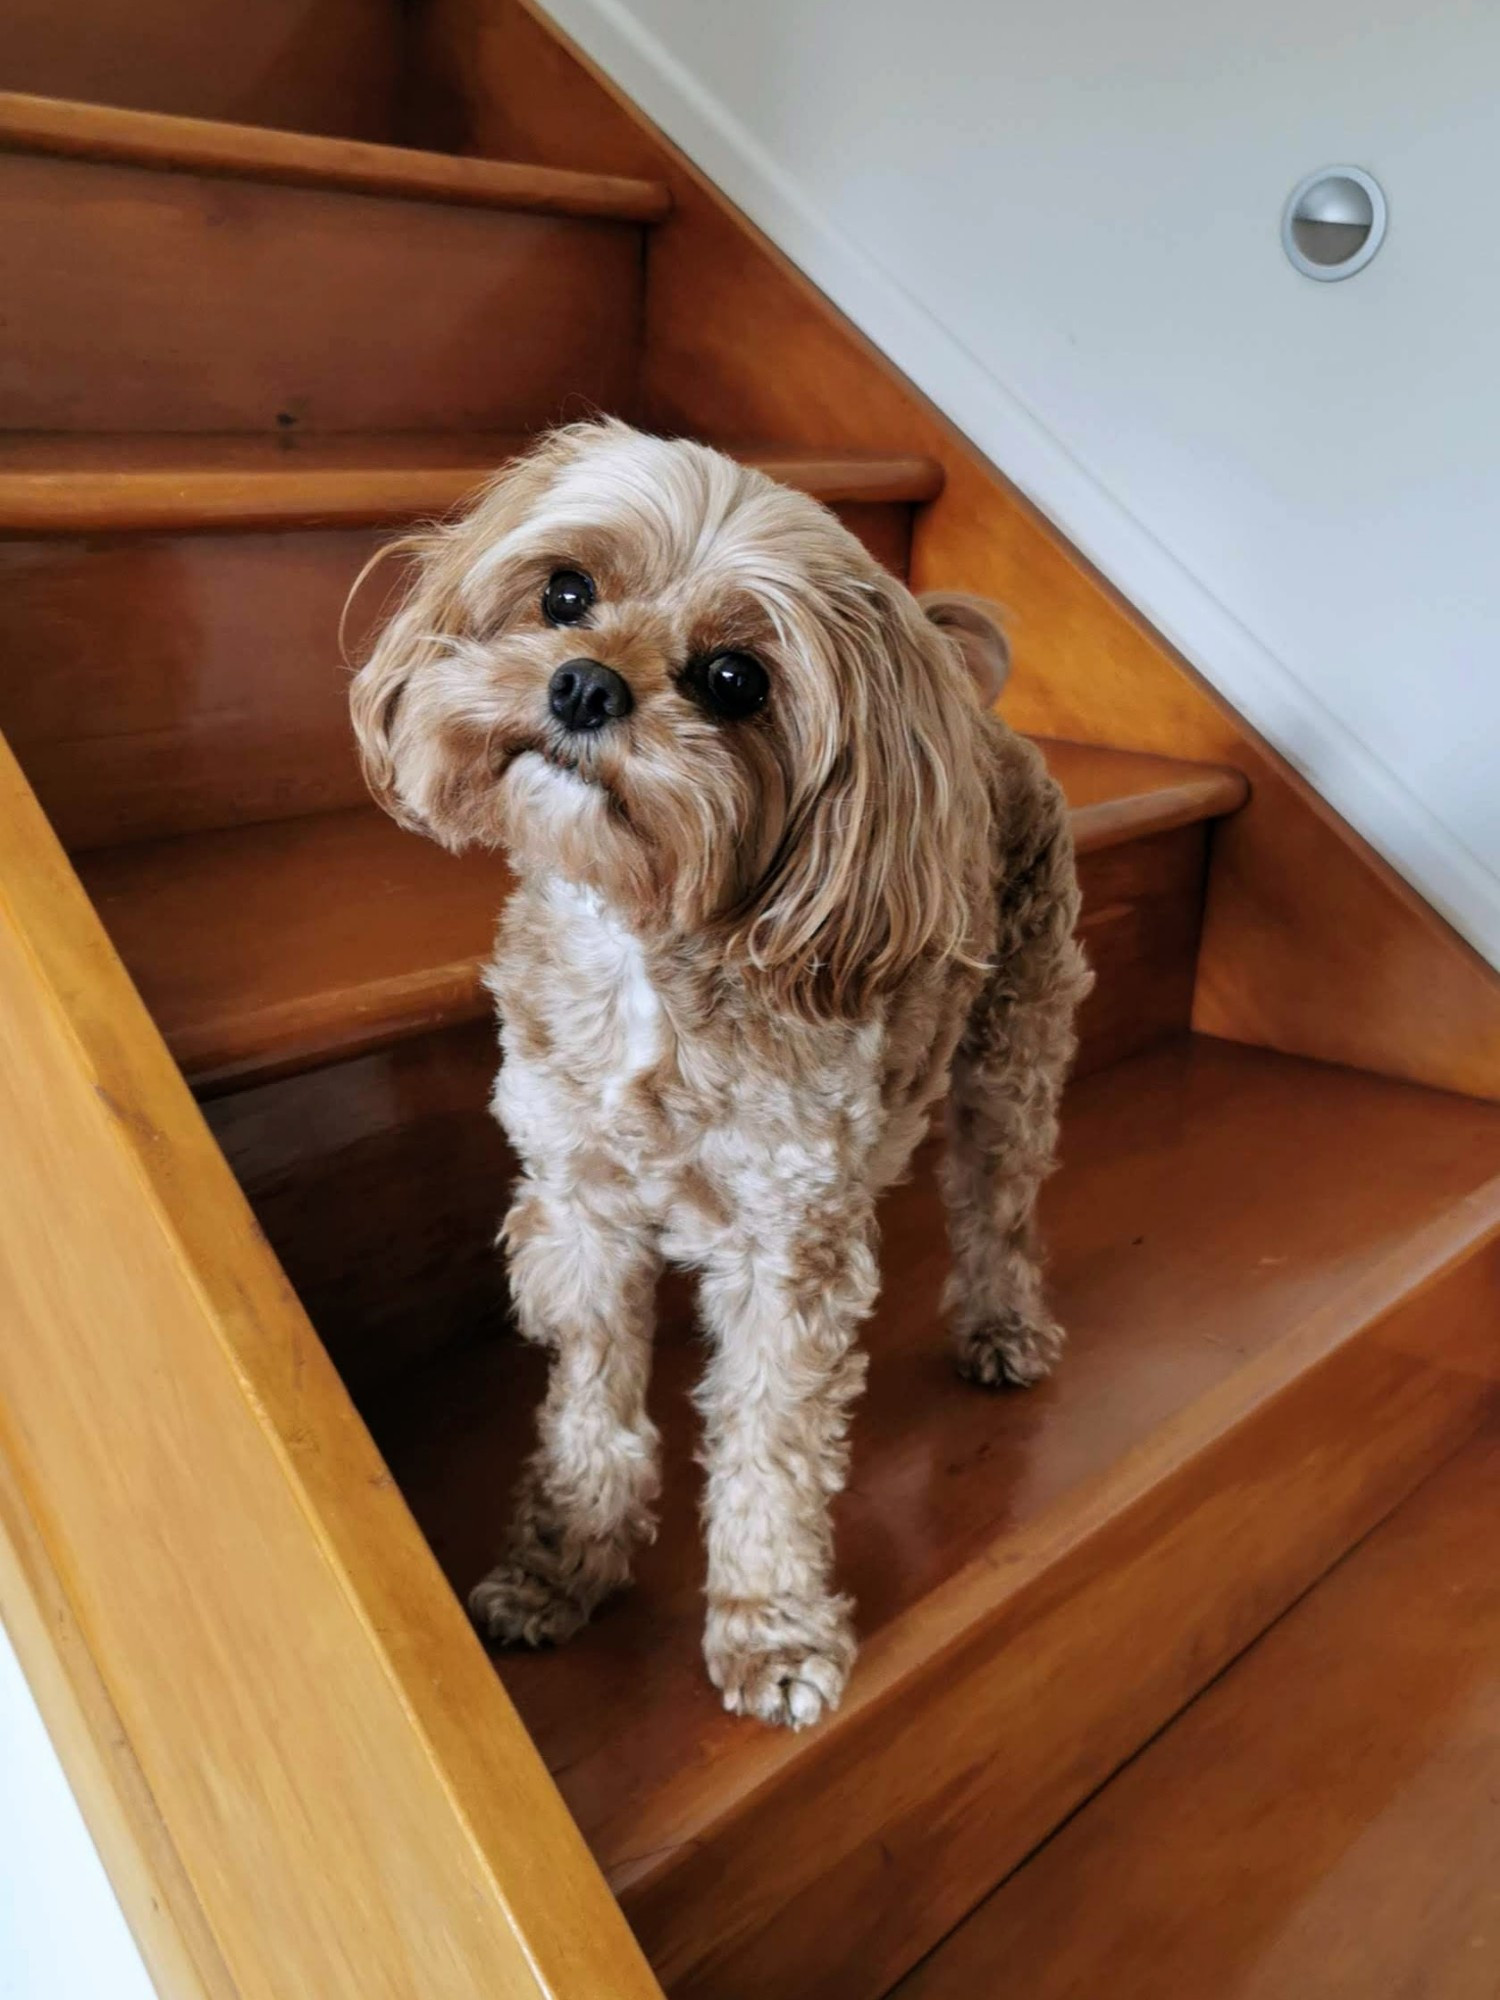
[350,420,1090,1728]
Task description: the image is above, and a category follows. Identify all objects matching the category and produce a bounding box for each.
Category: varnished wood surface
[0,153,642,432]
[420,0,1500,1102]
[0,526,387,849]
[0,734,663,1998]
[0,88,672,219]
[76,743,1238,1092]
[365,1034,1500,1998]
[897,1420,1500,2000]
[1071,824,1209,1079]
[207,1021,514,1390]
[78,807,512,1090]
[0,432,943,531]
[1048,741,1245,855]
[0,0,402,142]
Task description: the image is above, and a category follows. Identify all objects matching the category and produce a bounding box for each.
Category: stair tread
[362,1036,1500,1897]
[76,743,1247,1092]
[0,432,947,533]
[0,89,672,222]
[895,1416,1500,1999]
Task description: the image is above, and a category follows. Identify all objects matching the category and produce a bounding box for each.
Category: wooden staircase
[896,1416,1500,1999]
[1,24,1498,2000]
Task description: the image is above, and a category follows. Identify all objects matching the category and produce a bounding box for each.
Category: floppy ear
[346,428,584,837]
[917,590,1010,703]
[731,575,991,1022]
[346,532,447,834]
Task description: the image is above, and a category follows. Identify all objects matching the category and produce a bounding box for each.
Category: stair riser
[205,823,1209,1386]
[0,506,917,850]
[0,152,643,431]
[206,1022,513,1395]
[1072,825,1205,1080]
[627,1242,1498,2000]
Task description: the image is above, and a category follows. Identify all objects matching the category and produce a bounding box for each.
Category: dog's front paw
[468,1560,593,1648]
[704,1594,856,1730]
[955,1307,1065,1389]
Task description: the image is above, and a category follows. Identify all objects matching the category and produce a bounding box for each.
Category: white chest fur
[542,878,665,1113]
[488,876,900,1236]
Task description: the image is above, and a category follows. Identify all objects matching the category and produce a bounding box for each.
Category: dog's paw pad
[468,1562,591,1648]
[955,1309,1065,1389]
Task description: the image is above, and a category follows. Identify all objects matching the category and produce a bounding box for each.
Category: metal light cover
[1281,165,1388,282]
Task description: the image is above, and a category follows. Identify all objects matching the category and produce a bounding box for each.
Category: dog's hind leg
[941,773,1090,1389]
[470,1180,661,1647]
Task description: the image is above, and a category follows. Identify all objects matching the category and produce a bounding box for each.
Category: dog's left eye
[542,569,595,626]
[695,651,769,721]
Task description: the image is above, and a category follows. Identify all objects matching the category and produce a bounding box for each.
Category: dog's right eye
[542,569,595,626]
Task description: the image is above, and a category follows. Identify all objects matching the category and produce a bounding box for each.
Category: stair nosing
[0,440,947,535]
[79,743,1245,1093]
[1068,769,1250,852]
[0,88,673,224]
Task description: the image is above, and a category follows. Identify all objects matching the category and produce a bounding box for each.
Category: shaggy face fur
[351,420,1090,1729]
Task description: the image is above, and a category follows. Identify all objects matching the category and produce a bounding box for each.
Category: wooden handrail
[0,732,661,2000]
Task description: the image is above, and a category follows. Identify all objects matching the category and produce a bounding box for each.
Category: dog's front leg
[694,1194,877,1729]
[470,1179,661,1647]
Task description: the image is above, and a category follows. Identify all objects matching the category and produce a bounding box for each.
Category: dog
[350,419,1090,1729]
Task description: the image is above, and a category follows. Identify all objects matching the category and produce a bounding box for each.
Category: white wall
[548,0,1500,966]
[0,1619,157,1999]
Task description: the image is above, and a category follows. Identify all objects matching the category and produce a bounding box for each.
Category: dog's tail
[939,741,1092,1386]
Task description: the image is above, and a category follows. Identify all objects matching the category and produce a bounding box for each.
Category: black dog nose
[548,659,633,733]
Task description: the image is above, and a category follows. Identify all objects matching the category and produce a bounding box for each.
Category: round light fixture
[1281,166,1387,281]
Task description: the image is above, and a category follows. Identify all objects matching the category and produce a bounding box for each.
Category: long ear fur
[346,430,587,836]
[346,531,446,832]
[918,590,1010,702]
[731,573,993,1022]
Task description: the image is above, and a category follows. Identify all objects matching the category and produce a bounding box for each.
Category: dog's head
[351,420,1003,1019]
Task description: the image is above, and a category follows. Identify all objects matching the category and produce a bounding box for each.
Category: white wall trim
[544,0,1500,968]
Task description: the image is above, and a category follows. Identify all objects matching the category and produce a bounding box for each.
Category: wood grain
[0,151,642,432]
[73,744,1238,1092]
[0,433,942,533]
[0,730,662,1998]
[205,1021,513,1390]
[81,809,511,1090]
[367,1035,1500,1999]
[895,1420,1500,2000]
[0,88,673,219]
[0,1428,236,2000]
[417,0,1500,1101]
[0,0,402,142]
[1072,824,1211,1079]
[0,526,384,848]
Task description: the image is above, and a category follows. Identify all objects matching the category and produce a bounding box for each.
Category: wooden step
[895,1417,1500,2000]
[75,743,1247,1094]
[0,90,673,221]
[0,95,651,432]
[0,437,946,852]
[0,432,945,534]
[357,1035,1500,2000]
